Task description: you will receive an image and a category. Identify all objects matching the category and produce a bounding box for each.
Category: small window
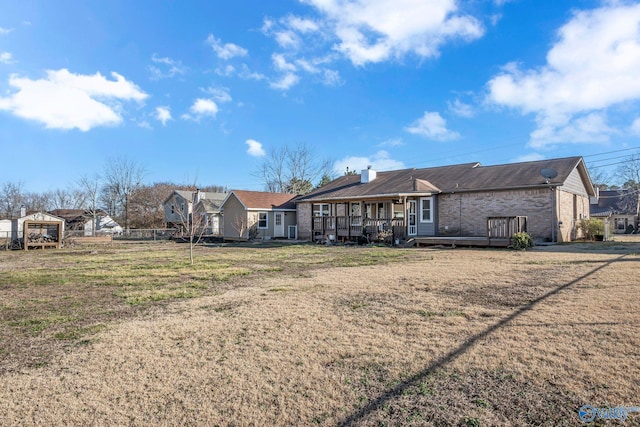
[420,197,432,223]
[170,204,175,214]
[180,202,185,212]
[258,212,268,229]
[275,214,282,226]
[313,204,330,216]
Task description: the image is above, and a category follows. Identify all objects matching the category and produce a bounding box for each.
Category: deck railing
[313,216,406,241]
[487,216,527,239]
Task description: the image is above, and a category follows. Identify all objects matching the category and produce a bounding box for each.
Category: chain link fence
[0,228,180,250]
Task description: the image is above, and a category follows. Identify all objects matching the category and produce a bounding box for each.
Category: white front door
[408,200,417,236]
[274,212,285,238]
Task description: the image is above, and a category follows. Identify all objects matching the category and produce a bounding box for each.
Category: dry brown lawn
[1,238,639,426]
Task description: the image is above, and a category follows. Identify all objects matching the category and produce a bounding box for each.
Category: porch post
[403,197,407,236]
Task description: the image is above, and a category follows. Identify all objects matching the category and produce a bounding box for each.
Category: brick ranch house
[295,156,595,245]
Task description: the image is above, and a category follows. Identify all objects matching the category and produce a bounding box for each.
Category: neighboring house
[194,197,225,236]
[221,190,298,241]
[163,190,227,233]
[49,209,123,235]
[295,156,595,244]
[590,189,639,234]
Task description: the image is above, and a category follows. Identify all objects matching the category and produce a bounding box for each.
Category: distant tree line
[590,151,640,191]
[1,144,336,228]
[0,156,225,229]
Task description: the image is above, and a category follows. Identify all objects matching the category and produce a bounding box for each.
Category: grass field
[1,239,639,426]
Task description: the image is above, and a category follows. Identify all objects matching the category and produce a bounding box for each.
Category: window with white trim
[420,197,433,223]
[313,204,330,216]
[258,212,268,229]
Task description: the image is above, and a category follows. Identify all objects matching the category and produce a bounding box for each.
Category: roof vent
[361,168,377,183]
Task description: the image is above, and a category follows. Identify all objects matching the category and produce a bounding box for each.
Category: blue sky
[2,0,640,193]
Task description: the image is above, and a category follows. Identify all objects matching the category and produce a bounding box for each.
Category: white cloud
[0,69,147,131]
[405,111,460,141]
[207,34,248,60]
[273,53,297,72]
[203,86,232,103]
[155,106,172,126]
[286,16,320,33]
[530,112,615,145]
[448,98,475,118]
[183,98,218,121]
[149,54,187,79]
[321,69,342,86]
[300,0,484,66]
[333,150,405,175]
[275,30,301,49]
[295,58,319,73]
[631,118,640,135]
[0,27,13,35]
[215,64,236,77]
[272,16,321,49]
[378,138,404,147]
[239,64,266,81]
[246,139,266,157]
[486,3,640,147]
[270,73,300,91]
[138,120,152,130]
[0,52,13,64]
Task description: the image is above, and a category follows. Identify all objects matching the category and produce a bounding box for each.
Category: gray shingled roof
[165,190,227,205]
[590,189,640,216]
[299,156,592,202]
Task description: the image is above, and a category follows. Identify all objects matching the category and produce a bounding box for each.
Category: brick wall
[297,202,312,240]
[438,188,591,242]
[556,189,590,242]
[438,189,554,241]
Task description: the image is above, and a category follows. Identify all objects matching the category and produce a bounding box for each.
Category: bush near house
[509,231,533,250]
[578,218,605,241]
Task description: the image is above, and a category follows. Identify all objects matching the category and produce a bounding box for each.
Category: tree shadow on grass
[338,254,630,426]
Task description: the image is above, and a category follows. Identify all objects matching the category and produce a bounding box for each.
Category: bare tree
[588,168,610,190]
[254,143,333,194]
[231,213,247,240]
[103,156,146,232]
[167,190,207,265]
[77,174,103,236]
[616,151,640,189]
[49,188,86,210]
[23,192,50,213]
[0,181,25,219]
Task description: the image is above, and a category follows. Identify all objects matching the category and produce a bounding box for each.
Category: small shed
[13,212,65,250]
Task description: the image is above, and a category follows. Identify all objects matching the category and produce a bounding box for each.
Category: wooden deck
[407,236,511,248]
